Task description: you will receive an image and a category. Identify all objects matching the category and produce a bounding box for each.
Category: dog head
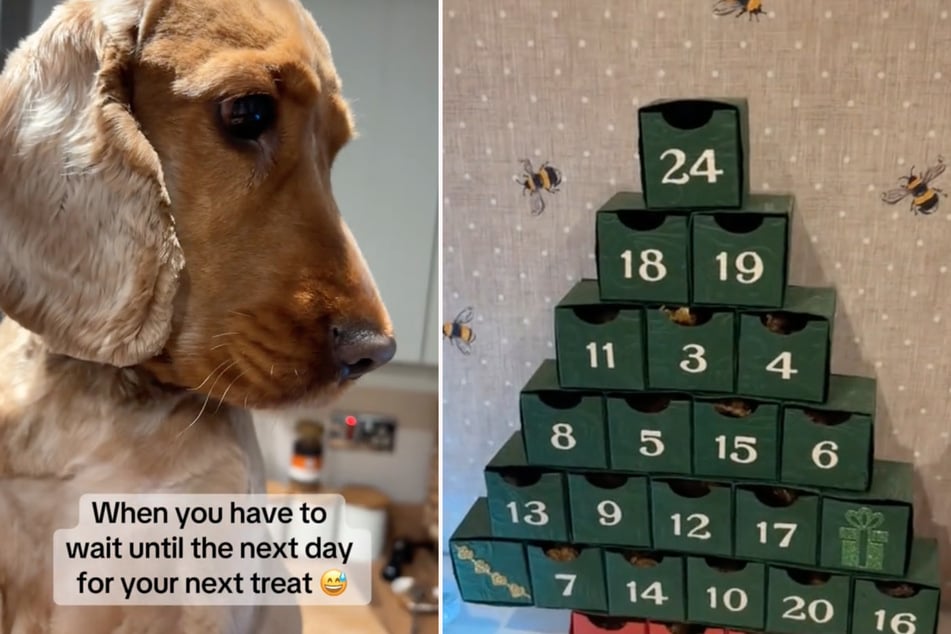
[0,0,395,408]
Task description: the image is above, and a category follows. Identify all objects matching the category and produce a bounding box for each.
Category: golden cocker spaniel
[0,0,396,631]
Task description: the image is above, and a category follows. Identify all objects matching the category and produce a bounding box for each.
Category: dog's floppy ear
[0,0,183,367]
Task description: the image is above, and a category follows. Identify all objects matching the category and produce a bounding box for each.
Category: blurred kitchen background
[1,1,439,632]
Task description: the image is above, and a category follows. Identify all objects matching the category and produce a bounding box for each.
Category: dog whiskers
[178,360,236,438]
[210,342,232,351]
[211,332,240,338]
[214,370,246,414]
[187,358,232,392]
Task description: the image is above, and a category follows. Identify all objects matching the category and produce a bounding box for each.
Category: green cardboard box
[638,98,749,209]
[850,539,941,634]
[555,280,646,390]
[527,543,607,611]
[568,472,651,547]
[605,391,692,475]
[603,550,687,621]
[596,192,690,304]
[449,497,534,605]
[819,461,914,577]
[734,486,820,567]
[484,432,570,541]
[737,286,836,403]
[780,374,876,491]
[645,307,736,393]
[686,557,767,630]
[651,479,733,557]
[691,194,793,309]
[693,397,780,482]
[765,566,851,634]
[520,360,608,469]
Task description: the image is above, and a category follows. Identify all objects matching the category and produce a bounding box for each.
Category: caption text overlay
[53,494,371,606]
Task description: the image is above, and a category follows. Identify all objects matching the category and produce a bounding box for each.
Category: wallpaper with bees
[441,0,951,597]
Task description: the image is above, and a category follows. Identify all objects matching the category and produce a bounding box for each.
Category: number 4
[766,351,798,380]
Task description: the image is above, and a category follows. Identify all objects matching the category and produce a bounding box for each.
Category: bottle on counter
[288,419,324,492]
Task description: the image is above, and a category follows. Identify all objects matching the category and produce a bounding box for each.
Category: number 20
[660,148,724,184]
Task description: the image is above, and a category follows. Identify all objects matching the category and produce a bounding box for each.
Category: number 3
[680,344,707,373]
[660,148,724,184]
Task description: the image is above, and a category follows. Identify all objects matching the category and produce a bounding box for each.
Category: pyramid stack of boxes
[449,98,943,634]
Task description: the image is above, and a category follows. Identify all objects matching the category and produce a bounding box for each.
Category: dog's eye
[219,95,276,141]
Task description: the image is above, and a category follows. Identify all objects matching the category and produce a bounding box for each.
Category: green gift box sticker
[839,507,889,571]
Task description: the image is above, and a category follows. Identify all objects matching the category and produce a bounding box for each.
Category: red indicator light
[345,415,357,427]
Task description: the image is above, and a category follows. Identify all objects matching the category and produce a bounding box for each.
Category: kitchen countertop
[301,603,390,634]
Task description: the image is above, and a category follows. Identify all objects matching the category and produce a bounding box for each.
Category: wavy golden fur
[0,0,394,631]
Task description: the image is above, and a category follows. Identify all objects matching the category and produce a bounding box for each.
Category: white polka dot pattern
[442,0,951,586]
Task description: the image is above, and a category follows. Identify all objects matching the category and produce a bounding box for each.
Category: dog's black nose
[334,326,397,380]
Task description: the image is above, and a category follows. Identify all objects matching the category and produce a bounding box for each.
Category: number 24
[661,148,723,184]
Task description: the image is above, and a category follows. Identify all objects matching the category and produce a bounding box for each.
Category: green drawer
[851,539,941,634]
[568,473,651,547]
[596,193,689,304]
[693,397,780,481]
[691,195,793,308]
[780,374,876,491]
[737,286,835,403]
[606,392,692,475]
[765,567,851,634]
[520,359,608,469]
[555,280,646,390]
[527,544,607,611]
[449,497,533,605]
[603,550,686,622]
[686,558,767,630]
[638,98,749,209]
[645,307,735,393]
[734,486,820,567]
[484,432,569,541]
[651,479,733,557]
[819,461,914,577]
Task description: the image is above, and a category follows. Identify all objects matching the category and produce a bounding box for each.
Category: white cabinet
[304,0,439,365]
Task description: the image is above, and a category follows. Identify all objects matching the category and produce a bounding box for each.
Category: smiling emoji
[320,569,348,596]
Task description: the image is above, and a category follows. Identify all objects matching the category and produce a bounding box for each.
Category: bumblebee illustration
[515,159,562,216]
[443,306,476,354]
[713,0,764,20]
[881,156,947,215]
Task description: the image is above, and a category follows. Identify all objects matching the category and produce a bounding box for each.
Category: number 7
[555,573,577,597]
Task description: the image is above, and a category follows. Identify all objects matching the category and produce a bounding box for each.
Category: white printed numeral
[506,501,549,526]
[555,573,577,597]
[550,423,577,450]
[783,597,834,624]
[660,148,724,184]
[715,251,765,284]
[639,430,665,457]
[621,248,667,282]
[626,581,669,605]
[680,343,707,373]
[597,500,622,526]
[766,351,798,380]
[812,440,840,470]
[671,513,711,540]
[757,521,798,548]
[587,342,615,369]
[707,587,748,612]
[874,610,918,634]
[715,435,758,464]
